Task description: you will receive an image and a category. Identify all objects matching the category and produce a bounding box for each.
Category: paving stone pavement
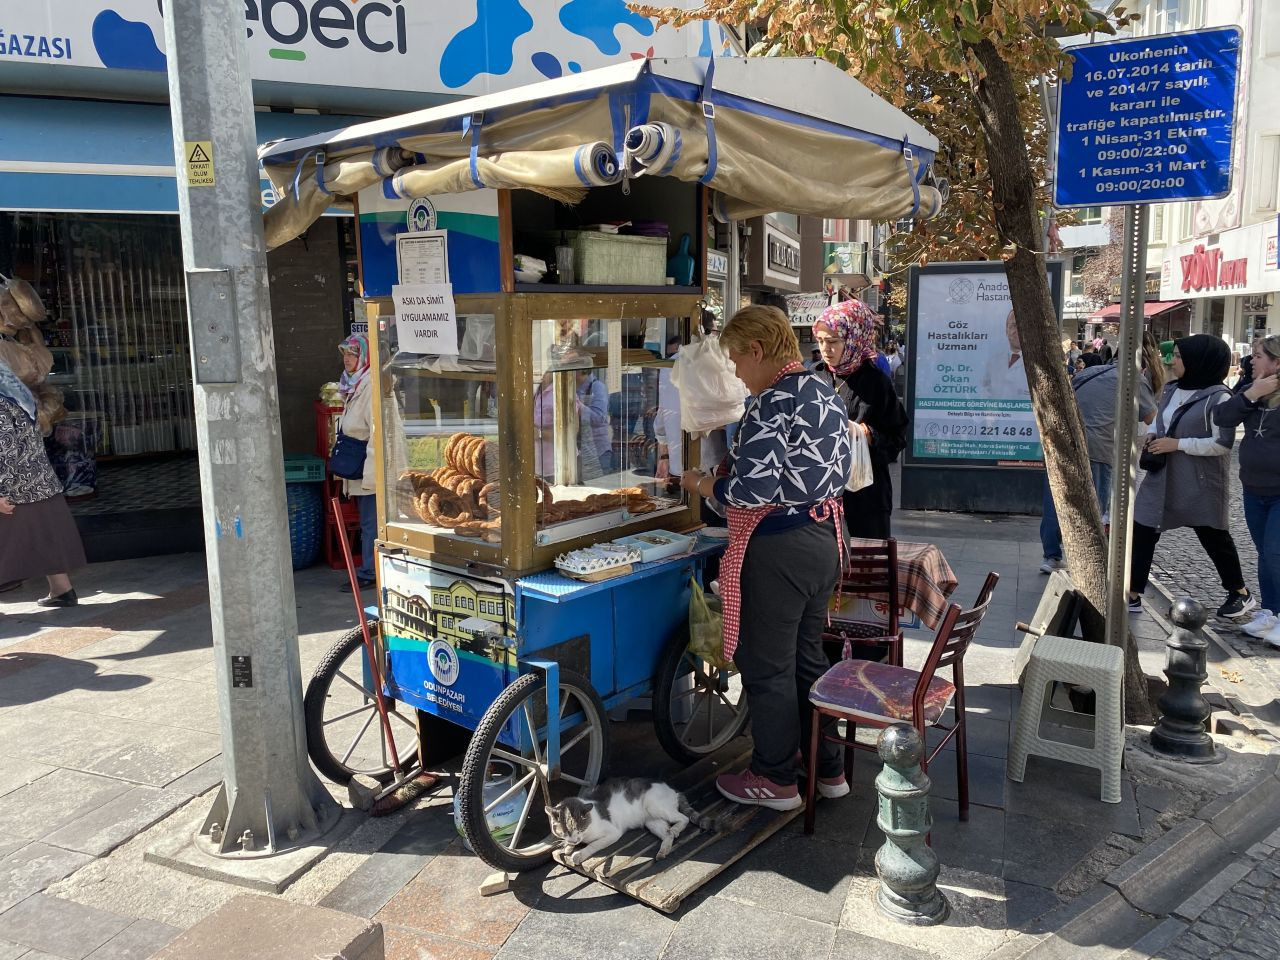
[1155,844,1280,960]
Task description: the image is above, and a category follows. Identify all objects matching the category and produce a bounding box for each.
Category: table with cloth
[828,538,958,631]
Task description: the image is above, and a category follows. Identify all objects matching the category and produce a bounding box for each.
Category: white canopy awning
[259,57,942,250]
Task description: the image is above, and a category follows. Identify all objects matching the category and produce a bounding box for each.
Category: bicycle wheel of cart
[458,669,608,873]
[653,628,750,766]
[304,623,421,785]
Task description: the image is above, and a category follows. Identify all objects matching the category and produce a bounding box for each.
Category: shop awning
[258,57,943,250]
[0,96,372,215]
[1087,300,1187,320]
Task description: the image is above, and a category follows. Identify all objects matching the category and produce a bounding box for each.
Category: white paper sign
[396,231,449,285]
[393,284,458,356]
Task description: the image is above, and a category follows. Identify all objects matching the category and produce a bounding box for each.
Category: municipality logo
[427,639,460,687]
[407,198,436,232]
[947,278,974,303]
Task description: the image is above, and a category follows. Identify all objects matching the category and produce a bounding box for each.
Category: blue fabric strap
[289,153,309,200]
[314,150,330,196]
[902,140,920,219]
[463,111,485,189]
[699,57,718,186]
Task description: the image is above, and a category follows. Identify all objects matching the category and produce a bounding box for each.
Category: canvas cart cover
[258,57,942,250]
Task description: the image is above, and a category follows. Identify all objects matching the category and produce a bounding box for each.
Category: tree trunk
[968,40,1152,722]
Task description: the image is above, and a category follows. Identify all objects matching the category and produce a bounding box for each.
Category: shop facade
[1158,218,1280,354]
[0,1,718,560]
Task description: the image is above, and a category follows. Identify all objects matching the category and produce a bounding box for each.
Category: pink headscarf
[337,333,370,401]
[1092,337,1104,351]
[812,299,879,377]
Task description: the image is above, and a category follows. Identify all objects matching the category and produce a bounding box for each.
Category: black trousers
[733,519,843,785]
[1130,522,1246,594]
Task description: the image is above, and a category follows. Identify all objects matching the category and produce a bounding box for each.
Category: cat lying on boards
[547,777,719,866]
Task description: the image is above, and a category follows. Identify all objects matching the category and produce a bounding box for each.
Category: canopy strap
[289,153,309,200]
[314,150,331,196]
[901,139,920,219]
[699,57,718,186]
[463,111,485,190]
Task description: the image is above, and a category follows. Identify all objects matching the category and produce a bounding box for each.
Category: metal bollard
[874,724,949,925]
[1149,599,1215,761]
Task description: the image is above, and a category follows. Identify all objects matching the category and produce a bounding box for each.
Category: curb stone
[986,752,1279,959]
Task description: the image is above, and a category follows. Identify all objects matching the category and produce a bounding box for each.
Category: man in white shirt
[981,310,1027,398]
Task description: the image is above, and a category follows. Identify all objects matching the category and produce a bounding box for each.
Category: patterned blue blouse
[713,370,851,530]
[0,396,62,505]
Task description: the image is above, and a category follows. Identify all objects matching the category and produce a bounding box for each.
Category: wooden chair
[804,572,1000,834]
[822,538,903,668]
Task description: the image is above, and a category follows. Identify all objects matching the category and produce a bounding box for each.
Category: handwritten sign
[392,283,458,356]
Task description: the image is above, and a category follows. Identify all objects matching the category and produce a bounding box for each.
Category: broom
[330,496,438,815]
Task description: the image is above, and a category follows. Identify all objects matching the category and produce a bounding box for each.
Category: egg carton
[554,544,642,575]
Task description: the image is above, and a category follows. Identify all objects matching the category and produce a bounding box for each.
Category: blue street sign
[1054,26,1241,207]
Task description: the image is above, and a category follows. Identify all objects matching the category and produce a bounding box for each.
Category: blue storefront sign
[1054,26,1241,207]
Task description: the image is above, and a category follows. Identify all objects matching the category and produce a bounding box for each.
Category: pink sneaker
[817,774,850,799]
[716,769,803,810]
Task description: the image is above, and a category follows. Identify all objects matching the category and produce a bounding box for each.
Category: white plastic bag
[670,334,747,437]
[847,422,874,492]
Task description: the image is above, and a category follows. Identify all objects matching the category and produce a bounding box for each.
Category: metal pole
[160,0,338,856]
[1106,204,1148,647]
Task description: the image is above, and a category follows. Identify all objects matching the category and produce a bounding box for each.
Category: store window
[0,212,194,460]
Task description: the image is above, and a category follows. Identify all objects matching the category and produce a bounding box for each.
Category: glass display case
[372,292,702,574]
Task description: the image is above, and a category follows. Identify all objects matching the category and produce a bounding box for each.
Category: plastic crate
[574,232,667,285]
[314,400,344,459]
[286,481,322,569]
[284,454,325,484]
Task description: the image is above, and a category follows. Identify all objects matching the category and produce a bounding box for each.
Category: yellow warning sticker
[185,141,215,187]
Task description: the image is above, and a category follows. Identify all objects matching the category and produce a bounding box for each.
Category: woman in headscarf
[336,334,377,591]
[812,299,909,539]
[0,357,85,604]
[679,305,852,811]
[1130,334,1254,620]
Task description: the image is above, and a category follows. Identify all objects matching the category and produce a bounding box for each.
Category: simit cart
[259,56,943,883]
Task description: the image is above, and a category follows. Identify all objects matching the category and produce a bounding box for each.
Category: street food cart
[259,56,942,880]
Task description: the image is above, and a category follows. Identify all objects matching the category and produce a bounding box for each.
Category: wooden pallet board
[551,749,801,913]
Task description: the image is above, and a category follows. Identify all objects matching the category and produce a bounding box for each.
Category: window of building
[1148,205,1167,246]
[1076,206,1103,226]
[1253,134,1280,214]
[1070,251,1090,297]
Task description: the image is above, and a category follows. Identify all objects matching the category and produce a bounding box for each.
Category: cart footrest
[551,747,800,913]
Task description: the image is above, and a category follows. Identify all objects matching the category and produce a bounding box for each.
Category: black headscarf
[1080,352,1105,368]
[1174,334,1230,390]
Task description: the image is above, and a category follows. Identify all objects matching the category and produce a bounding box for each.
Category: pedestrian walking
[1129,335,1255,620]
[1214,335,1280,643]
[1040,358,1156,573]
[812,299,909,539]
[0,357,85,605]
[335,334,377,591]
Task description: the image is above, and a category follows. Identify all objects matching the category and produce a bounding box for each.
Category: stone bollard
[1150,599,1216,761]
[874,724,949,925]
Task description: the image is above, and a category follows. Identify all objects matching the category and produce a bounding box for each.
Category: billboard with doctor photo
[908,262,1062,465]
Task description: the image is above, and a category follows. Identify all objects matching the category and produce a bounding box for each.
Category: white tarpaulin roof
[259,57,942,249]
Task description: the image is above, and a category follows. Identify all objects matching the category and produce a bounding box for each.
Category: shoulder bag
[329,429,368,480]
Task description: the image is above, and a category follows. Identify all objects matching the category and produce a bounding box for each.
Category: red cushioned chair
[804,571,1000,834]
[822,538,903,668]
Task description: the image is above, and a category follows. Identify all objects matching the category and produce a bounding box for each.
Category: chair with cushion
[804,572,1000,834]
[822,539,902,668]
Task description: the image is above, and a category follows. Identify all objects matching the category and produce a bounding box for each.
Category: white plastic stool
[1007,634,1124,803]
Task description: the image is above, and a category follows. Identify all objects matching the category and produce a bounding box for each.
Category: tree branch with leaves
[638,0,1153,720]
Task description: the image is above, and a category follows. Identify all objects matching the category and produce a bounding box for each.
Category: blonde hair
[720,305,802,365]
[1259,335,1280,362]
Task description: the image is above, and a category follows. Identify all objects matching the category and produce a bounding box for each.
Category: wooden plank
[551,749,803,913]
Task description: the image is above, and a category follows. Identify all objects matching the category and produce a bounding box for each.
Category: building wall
[266,219,349,454]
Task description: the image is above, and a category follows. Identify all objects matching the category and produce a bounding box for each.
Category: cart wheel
[458,669,608,873]
[304,623,421,785]
[653,628,749,766]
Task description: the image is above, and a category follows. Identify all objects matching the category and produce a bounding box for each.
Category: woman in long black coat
[812,300,909,539]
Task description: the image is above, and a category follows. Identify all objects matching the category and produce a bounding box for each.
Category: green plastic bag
[688,577,731,670]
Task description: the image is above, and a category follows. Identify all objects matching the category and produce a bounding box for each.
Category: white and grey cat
[546,777,718,866]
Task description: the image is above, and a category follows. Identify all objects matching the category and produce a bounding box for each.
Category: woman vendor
[813,299,909,539]
[680,305,852,810]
